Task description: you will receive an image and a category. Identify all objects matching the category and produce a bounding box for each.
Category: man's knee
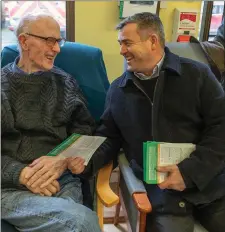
[2,192,101,232]
[196,196,225,232]
[58,202,101,232]
[75,206,100,232]
[198,214,225,232]
[146,214,194,232]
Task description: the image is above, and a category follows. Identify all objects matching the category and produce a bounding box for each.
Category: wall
[75,1,202,82]
[75,1,122,82]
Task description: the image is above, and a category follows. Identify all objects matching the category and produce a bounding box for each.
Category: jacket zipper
[133,78,153,105]
[133,78,159,140]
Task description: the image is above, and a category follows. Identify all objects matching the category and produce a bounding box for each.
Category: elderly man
[1,14,101,232]
[78,12,225,232]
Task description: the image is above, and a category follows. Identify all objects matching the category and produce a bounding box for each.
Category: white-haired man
[1,14,100,232]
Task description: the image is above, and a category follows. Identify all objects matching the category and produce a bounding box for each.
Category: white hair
[15,13,57,36]
[15,13,58,53]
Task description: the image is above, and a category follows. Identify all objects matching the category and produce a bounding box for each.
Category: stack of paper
[143,142,196,184]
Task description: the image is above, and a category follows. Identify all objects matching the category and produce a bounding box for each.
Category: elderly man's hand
[157,165,186,191]
[19,167,60,196]
[24,156,67,189]
[67,157,85,174]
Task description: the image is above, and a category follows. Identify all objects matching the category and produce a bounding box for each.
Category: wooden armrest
[97,162,119,207]
[132,192,152,213]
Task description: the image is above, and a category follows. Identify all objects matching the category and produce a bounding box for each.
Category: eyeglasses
[26,33,66,47]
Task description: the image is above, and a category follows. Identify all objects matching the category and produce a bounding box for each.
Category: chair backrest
[166,42,209,65]
[163,43,223,86]
[1,42,110,122]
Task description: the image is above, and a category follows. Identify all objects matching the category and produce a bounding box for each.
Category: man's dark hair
[116,12,165,47]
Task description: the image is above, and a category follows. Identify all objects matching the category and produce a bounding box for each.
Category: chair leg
[97,196,104,231]
[114,168,122,226]
[136,212,147,232]
[114,201,121,225]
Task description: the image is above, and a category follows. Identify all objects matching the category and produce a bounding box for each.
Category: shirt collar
[12,57,27,75]
[134,52,165,80]
[119,47,182,88]
[12,56,48,76]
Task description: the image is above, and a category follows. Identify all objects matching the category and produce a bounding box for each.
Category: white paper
[58,136,106,165]
[158,143,196,183]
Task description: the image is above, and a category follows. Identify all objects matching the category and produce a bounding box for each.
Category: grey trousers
[146,196,225,232]
[1,171,101,232]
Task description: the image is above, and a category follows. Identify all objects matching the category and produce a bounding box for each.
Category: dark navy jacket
[93,48,225,214]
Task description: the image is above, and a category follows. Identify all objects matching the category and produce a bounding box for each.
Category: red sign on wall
[179,12,197,30]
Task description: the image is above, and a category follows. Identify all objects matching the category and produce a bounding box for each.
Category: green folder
[47,133,81,157]
[143,141,159,184]
[143,141,195,184]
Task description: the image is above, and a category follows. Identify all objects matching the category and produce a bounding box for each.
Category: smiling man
[88,12,225,232]
[1,14,101,232]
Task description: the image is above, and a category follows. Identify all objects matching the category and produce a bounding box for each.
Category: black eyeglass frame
[25,33,66,47]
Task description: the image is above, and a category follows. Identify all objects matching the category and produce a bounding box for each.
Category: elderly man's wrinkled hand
[28,179,60,197]
[24,156,67,189]
[67,157,85,174]
[19,167,60,196]
[157,165,186,191]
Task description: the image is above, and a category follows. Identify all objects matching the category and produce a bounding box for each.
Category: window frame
[66,1,75,42]
[200,1,224,41]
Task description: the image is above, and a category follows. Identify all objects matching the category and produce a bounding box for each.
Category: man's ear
[149,34,158,50]
[18,34,29,51]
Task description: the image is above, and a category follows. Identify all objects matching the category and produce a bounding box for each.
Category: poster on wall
[172,8,199,42]
[119,1,160,19]
[178,12,197,31]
